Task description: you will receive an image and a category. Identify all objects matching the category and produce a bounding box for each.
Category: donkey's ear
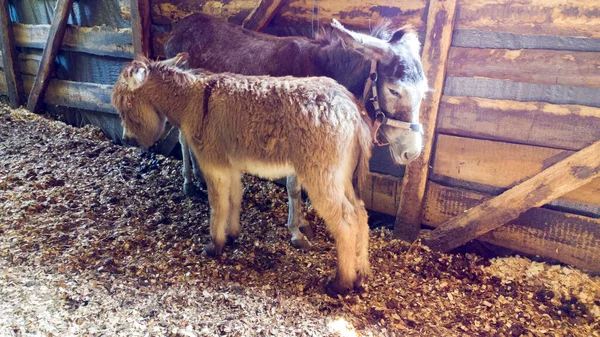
[330,18,392,61]
[389,26,421,55]
[126,61,149,90]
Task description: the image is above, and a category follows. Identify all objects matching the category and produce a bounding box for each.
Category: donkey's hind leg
[202,168,232,257]
[286,175,313,249]
[304,179,358,296]
[226,170,243,245]
[345,182,370,291]
[179,131,204,197]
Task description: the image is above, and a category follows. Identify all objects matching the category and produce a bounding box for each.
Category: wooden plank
[456,0,600,38]
[444,77,600,109]
[272,0,427,31]
[0,69,114,114]
[131,0,151,58]
[0,0,23,108]
[437,96,600,151]
[0,53,43,76]
[447,47,600,88]
[394,0,458,241]
[423,182,600,273]
[433,134,600,207]
[151,0,260,25]
[13,23,133,58]
[242,0,284,32]
[451,30,600,52]
[421,139,600,252]
[27,0,74,114]
[360,172,403,216]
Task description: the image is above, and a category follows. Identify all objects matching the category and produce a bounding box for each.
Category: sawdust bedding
[1,103,599,337]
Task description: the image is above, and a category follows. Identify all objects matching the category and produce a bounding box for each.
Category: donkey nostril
[401,151,410,161]
[402,151,420,163]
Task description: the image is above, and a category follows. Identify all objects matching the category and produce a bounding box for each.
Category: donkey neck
[313,45,371,99]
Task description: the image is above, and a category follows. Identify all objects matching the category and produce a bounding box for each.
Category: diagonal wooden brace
[421,139,600,252]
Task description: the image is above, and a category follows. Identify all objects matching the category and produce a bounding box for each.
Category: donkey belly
[234,159,295,180]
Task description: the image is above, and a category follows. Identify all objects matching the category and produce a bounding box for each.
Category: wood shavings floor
[1,104,599,336]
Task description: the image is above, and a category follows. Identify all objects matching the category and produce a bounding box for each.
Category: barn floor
[1,103,599,337]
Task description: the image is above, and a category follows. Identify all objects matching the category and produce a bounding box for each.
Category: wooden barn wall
[423,0,600,272]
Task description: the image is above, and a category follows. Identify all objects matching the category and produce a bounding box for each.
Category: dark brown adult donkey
[165,13,429,249]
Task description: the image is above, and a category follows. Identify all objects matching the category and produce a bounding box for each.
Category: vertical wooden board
[455,0,600,38]
[422,139,600,252]
[423,182,600,272]
[271,0,427,31]
[151,0,261,25]
[131,0,151,58]
[432,134,600,207]
[0,0,23,108]
[242,0,284,32]
[437,96,600,151]
[446,47,600,88]
[394,0,458,241]
[360,172,403,216]
[26,0,74,113]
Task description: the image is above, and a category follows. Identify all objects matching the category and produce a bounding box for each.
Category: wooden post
[393,0,458,241]
[130,0,151,58]
[421,139,600,252]
[242,0,285,32]
[26,0,73,113]
[0,0,23,108]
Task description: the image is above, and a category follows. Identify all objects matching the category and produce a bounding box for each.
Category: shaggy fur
[112,55,374,296]
[164,14,429,249]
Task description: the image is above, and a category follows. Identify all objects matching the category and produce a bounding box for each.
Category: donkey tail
[352,113,374,200]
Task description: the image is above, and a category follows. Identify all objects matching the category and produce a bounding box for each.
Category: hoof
[202,241,224,258]
[225,234,239,246]
[183,182,201,197]
[291,236,312,250]
[299,225,315,240]
[353,273,368,293]
[325,278,352,298]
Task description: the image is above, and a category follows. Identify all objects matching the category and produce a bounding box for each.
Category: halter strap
[361,60,423,146]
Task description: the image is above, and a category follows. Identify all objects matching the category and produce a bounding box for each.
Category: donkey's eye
[389,88,401,98]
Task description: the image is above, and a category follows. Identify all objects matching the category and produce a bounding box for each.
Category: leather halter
[362,60,423,146]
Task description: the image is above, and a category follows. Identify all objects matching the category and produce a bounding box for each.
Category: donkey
[112,54,373,296]
[164,14,429,249]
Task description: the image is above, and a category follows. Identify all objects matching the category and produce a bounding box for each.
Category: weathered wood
[272,0,427,31]
[151,0,260,25]
[437,96,600,151]
[447,47,600,88]
[423,182,600,272]
[444,77,600,108]
[456,0,600,38]
[0,53,43,76]
[13,23,133,58]
[360,172,403,216]
[27,0,74,114]
[0,69,114,113]
[421,139,600,252]
[452,30,600,52]
[131,0,151,57]
[433,134,600,207]
[394,0,458,241]
[0,0,23,108]
[242,0,284,32]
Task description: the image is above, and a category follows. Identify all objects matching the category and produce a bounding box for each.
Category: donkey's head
[331,19,429,165]
[112,54,190,147]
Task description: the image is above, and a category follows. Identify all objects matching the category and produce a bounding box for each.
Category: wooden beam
[0,0,23,108]
[421,139,600,252]
[26,0,73,113]
[393,0,458,241]
[446,47,600,88]
[433,134,600,208]
[131,0,151,58]
[242,0,285,32]
[423,182,600,273]
[151,0,259,25]
[437,96,600,151]
[13,23,133,58]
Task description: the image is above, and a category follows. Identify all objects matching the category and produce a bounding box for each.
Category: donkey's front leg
[203,169,232,257]
[286,175,314,249]
[179,131,203,197]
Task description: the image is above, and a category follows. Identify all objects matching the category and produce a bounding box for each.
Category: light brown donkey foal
[111,54,373,296]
